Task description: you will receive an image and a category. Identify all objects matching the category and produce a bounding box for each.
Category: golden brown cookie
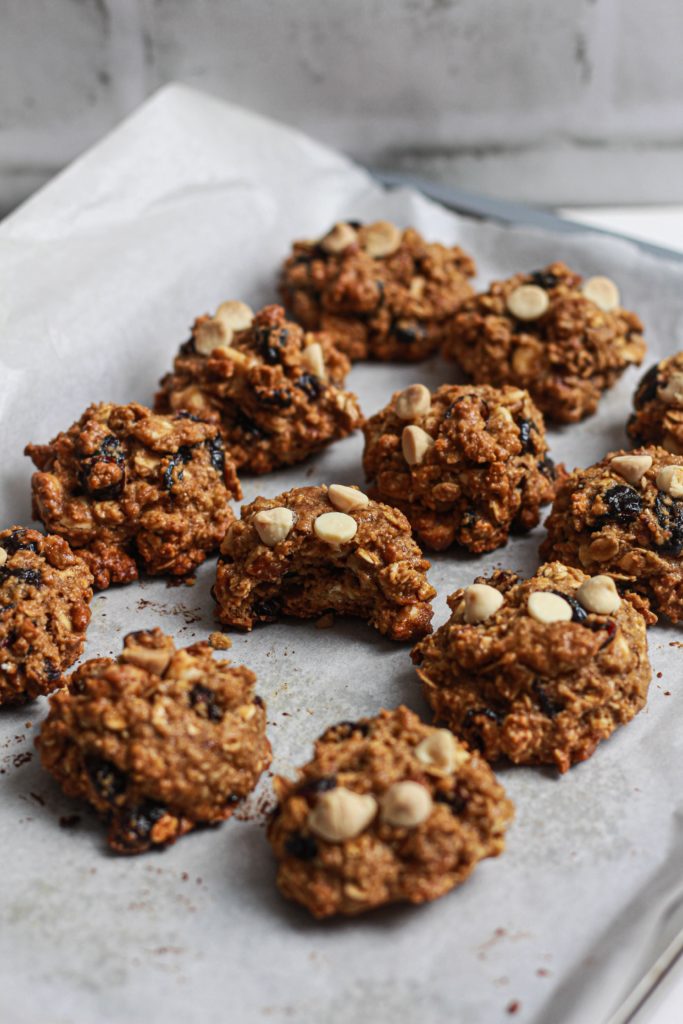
[213,484,435,641]
[0,527,93,705]
[155,303,362,474]
[362,382,557,552]
[280,221,476,361]
[540,446,683,622]
[37,628,271,854]
[442,262,645,423]
[268,706,513,918]
[628,353,683,452]
[25,402,241,589]
[413,562,651,773]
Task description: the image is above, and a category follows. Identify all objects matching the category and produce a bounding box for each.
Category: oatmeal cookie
[362,382,557,552]
[540,447,683,622]
[268,706,513,918]
[37,629,271,854]
[155,303,362,474]
[280,221,476,362]
[442,262,645,422]
[25,402,241,590]
[413,562,650,773]
[628,353,683,452]
[213,484,435,641]
[0,527,93,705]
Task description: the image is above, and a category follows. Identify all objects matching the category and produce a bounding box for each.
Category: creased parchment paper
[2,84,683,1024]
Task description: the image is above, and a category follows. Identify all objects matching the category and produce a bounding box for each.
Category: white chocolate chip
[658,372,683,407]
[328,484,369,513]
[301,341,327,381]
[320,222,358,254]
[307,786,377,842]
[656,464,683,499]
[576,575,621,615]
[215,300,254,333]
[582,276,620,312]
[527,591,573,624]
[314,511,358,545]
[395,383,431,421]
[402,425,434,466]
[0,548,7,567]
[464,583,504,624]
[253,507,294,546]
[506,284,550,321]
[363,220,402,259]
[414,730,469,776]
[610,454,652,487]
[380,781,433,828]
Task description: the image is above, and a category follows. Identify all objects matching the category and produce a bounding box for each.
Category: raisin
[325,720,370,740]
[435,788,467,815]
[295,374,322,401]
[297,775,337,799]
[539,456,556,479]
[532,680,563,719]
[444,394,490,421]
[463,707,502,727]
[530,270,559,290]
[84,755,127,803]
[257,327,288,365]
[116,799,167,846]
[188,683,223,722]
[80,435,127,501]
[1,529,38,555]
[654,492,683,555]
[43,658,61,682]
[235,410,267,438]
[175,410,203,423]
[285,832,318,860]
[255,387,293,409]
[204,435,225,474]
[0,567,42,588]
[592,485,643,529]
[517,419,536,453]
[633,363,661,409]
[394,321,425,345]
[253,597,282,620]
[162,445,194,492]
[550,590,587,624]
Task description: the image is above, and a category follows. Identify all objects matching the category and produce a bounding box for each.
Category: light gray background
[2,0,683,214]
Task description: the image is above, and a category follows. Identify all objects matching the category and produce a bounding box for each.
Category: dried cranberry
[257,327,288,365]
[80,435,127,500]
[255,387,293,409]
[0,567,42,588]
[43,658,61,682]
[204,435,225,474]
[252,597,282,620]
[285,832,318,860]
[189,683,223,722]
[394,321,425,345]
[162,445,194,492]
[517,419,535,453]
[550,590,587,624]
[116,799,167,847]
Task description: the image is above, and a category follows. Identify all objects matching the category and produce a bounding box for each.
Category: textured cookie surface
[628,353,683,452]
[280,221,476,362]
[413,562,650,772]
[540,446,683,622]
[155,303,362,474]
[213,484,435,641]
[442,262,645,423]
[37,629,271,853]
[268,706,513,917]
[363,382,557,552]
[0,527,93,705]
[25,402,241,589]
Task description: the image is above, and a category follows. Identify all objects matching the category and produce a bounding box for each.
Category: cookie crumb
[208,632,232,650]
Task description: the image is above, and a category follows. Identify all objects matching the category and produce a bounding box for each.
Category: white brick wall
[2,0,683,213]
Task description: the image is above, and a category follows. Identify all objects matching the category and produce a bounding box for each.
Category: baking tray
[2,84,683,1024]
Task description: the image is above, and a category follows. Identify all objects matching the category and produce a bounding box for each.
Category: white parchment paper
[2,84,683,1024]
